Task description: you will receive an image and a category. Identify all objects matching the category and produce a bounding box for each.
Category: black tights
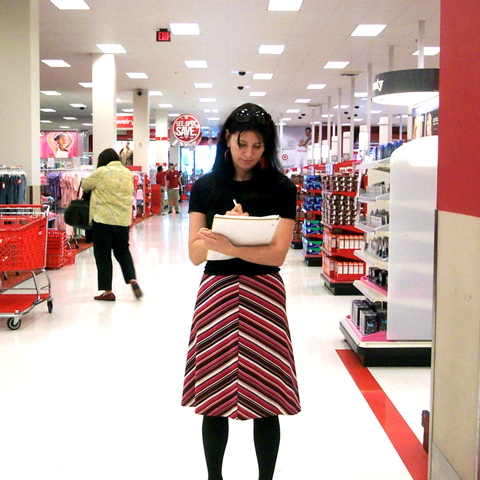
[202,415,280,480]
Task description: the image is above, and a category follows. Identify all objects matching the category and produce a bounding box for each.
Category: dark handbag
[64,191,91,230]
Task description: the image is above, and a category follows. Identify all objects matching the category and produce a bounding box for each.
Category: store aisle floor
[0,205,431,480]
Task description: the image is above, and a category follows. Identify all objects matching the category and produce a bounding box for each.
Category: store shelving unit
[339,139,437,366]
[301,175,323,266]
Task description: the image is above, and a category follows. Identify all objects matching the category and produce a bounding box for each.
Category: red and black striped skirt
[181,273,301,420]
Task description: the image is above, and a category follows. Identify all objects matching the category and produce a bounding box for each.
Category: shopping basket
[0,205,53,330]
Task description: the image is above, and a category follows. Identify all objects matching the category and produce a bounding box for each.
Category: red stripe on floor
[336,349,428,480]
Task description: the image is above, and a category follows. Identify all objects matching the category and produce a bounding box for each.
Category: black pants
[92,221,136,291]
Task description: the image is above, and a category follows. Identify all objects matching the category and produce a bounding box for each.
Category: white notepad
[207,214,280,261]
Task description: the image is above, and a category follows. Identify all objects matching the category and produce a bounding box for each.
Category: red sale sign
[172,114,202,144]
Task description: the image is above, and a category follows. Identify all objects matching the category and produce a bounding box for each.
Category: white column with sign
[133,89,150,173]
[92,54,117,162]
[155,110,169,167]
[0,0,40,202]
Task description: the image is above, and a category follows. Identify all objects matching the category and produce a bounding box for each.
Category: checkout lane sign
[172,114,202,144]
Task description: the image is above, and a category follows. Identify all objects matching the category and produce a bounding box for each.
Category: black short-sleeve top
[189,172,297,275]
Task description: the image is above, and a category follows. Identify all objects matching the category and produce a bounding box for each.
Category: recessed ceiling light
[79,82,92,88]
[40,120,52,124]
[149,91,163,96]
[258,45,285,55]
[355,92,368,98]
[207,117,220,121]
[334,104,349,109]
[63,117,77,120]
[59,126,71,129]
[169,23,200,35]
[268,0,303,11]
[295,98,311,103]
[126,72,148,79]
[351,24,387,37]
[281,117,292,121]
[199,98,216,102]
[371,110,382,114]
[322,114,334,118]
[168,113,181,117]
[250,92,267,97]
[306,84,326,90]
[158,104,173,108]
[122,109,134,113]
[195,83,213,88]
[412,47,440,56]
[40,108,56,112]
[97,44,127,54]
[185,60,208,68]
[253,73,273,80]
[49,0,89,10]
[286,109,300,113]
[41,91,61,96]
[82,123,93,126]
[70,103,86,108]
[41,59,71,68]
[324,61,349,69]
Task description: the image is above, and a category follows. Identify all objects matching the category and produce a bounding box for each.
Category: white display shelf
[354,250,389,270]
[358,192,390,203]
[355,222,389,234]
[356,157,391,172]
[353,277,388,302]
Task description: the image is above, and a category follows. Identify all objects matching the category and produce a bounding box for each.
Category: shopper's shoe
[94,292,116,301]
[175,210,180,214]
[131,281,143,300]
[168,210,172,214]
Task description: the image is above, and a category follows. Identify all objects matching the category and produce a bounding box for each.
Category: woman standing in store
[181,103,301,480]
[81,148,142,301]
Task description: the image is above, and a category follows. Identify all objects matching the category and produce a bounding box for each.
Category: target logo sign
[172,114,202,144]
[281,154,289,161]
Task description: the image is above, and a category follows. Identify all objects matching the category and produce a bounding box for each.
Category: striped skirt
[181,273,301,420]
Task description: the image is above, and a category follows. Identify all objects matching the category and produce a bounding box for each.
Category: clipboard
[207,214,280,261]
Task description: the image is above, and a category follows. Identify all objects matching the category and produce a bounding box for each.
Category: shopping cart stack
[46,229,67,269]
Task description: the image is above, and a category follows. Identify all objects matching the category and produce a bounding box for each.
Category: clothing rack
[0,165,28,204]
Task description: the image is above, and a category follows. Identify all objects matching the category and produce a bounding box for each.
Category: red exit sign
[156,29,171,42]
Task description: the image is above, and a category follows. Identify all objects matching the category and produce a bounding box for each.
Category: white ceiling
[38,0,440,135]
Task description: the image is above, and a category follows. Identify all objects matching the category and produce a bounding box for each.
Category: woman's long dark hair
[97,148,120,168]
[208,104,285,206]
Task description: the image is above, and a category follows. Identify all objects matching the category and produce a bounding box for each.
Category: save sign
[172,114,202,144]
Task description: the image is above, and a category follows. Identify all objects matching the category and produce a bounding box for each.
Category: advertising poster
[40,131,78,158]
[280,126,312,169]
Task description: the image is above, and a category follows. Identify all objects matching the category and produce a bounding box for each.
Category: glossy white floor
[0,205,431,480]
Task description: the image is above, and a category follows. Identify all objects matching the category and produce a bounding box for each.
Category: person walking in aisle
[81,148,143,301]
[165,163,182,214]
[181,103,301,480]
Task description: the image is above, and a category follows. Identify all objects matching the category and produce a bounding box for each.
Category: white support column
[92,54,117,162]
[0,0,40,202]
[155,109,169,167]
[133,89,150,173]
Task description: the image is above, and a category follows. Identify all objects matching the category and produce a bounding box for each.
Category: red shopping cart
[0,205,53,330]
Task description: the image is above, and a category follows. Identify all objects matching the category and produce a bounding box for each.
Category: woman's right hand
[225,202,249,216]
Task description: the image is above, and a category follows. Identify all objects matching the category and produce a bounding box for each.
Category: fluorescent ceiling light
[63,117,77,120]
[355,92,367,97]
[334,104,349,109]
[371,110,382,114]
[50,0,89,10]
[126,72,148,79]
[169,23,200,35]
[258,45,285,55]
[82,123,93,126]
[168,113,181,117]
[268,0,303,11]
[40,108,56,112]
[413,47,440,56]
[40,120,52,124]
[253,73,273,80]
[324,61,349,69]
[321,114,334,118]
[41,59,71,68]
[351,24,387,37]
[199,98,216,102]
[70,103,86,108]
[41,91,61,96]
[281,117,292,121]
[97,44,126,54]
[149,91,163,96]
[286,109,300,113]
[207,117,220,121]
[306,84,326,90]
[195,83,213,88]
[158,104,173,108]
[122,109,134,113]
[295,98,311,103]
[79,82,92,88]
[250,92,267,97]
[185,60,208,68]
[59,126,71,129]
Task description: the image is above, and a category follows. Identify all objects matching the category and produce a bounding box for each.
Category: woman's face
[227,130,265,179]
[56,135,67,146]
